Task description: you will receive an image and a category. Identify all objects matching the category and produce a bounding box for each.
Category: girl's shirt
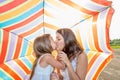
[32,54,53,80]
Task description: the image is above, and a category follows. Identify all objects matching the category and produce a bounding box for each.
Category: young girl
[30,34,65,80]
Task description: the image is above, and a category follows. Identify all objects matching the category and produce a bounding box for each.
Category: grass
[110,45,120,49]
[110,46,120,53]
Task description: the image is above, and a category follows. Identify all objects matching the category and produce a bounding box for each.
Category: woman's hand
[57,51,70,65]
[50,72,59,80]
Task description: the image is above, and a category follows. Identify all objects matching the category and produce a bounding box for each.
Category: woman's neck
[69,51,81,62]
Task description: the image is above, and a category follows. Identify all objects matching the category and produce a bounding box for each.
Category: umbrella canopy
[0,0,114,80]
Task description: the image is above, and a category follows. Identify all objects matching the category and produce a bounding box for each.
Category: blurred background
[99,0,120,80]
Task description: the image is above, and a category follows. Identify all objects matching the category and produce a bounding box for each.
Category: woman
[56,28,88,80]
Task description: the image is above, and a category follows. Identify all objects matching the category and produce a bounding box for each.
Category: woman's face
[56,32,65,51]
[50,36,56,50]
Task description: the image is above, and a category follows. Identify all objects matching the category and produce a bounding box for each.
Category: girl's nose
[55,40,57,44]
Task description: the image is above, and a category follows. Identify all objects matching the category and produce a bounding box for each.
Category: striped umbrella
[0,0,114,80]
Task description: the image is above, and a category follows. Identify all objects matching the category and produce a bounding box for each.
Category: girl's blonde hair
[30,34,53,79]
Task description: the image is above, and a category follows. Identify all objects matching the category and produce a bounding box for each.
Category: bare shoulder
[40,54,53,65]
[40,54,53,62]
[78,52,88,62]
[43,53,53,59]
[79,52,87,58]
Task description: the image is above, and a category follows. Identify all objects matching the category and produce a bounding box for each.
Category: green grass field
[111,46,120,53]
[111,45,120,49]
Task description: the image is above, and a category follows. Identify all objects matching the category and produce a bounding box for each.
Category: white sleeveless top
[60,57,77,80]
[31,54,53,80]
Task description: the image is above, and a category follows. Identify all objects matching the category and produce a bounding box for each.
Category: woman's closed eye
[58,39,61,40]
[56,38,61,41]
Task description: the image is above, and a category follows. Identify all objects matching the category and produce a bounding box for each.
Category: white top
[60,57,77,80]
[31,54,53,80]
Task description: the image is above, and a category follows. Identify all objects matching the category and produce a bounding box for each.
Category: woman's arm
[45,54,65,70]
[58,52,88,80]
[76,52,88,80]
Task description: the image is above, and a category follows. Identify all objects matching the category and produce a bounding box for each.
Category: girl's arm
[45,54,65,70]
[58,52,88,80]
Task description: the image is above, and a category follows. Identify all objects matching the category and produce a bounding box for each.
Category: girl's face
[50,36,56,50]
[56,32,65,51]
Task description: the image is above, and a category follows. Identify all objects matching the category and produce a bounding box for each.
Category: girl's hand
[57,51,70,65]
